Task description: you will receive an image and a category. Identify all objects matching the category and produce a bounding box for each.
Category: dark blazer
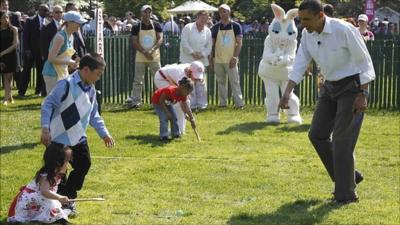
[23,15,42,56]
[72,29,86,58]
[40,19,58,60]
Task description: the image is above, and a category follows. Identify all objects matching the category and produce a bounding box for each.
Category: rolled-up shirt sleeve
[345,26,376,84]
[41,80,66,128]
[289,33,312,84]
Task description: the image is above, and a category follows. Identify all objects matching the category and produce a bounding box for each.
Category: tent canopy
[167,0,218,14]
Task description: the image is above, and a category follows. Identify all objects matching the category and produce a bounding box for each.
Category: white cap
[63,11,87,24]
[141,5,152,12]
[219,4,231,12]
[190,61,205,79]
[358,14,368,22]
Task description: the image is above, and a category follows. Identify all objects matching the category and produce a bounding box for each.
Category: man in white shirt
[180,10,212,110]
[279,0,375,204]
[162,19,180,34]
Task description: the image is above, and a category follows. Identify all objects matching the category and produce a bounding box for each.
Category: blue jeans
[153,104,179,138]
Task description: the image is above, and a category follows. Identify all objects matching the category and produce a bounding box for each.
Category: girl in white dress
[8,143,72,224]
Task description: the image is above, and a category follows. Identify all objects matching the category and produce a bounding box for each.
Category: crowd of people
[0,0,390,224]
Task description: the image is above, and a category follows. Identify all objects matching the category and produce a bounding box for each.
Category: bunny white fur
[258,4,302,124]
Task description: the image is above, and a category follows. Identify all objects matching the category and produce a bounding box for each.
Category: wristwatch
[360,89,369,97]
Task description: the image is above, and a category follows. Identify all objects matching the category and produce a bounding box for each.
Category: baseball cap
[141,5,152,12]
[63,11,87,24]
[358,14,368,22]
[219,4,231,12]
[190,61,205,79]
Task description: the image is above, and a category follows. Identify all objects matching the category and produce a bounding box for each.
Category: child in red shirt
[152,77,196,140]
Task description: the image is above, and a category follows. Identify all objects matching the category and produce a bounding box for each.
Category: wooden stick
[193,128,201,142]
[69,197,105,202]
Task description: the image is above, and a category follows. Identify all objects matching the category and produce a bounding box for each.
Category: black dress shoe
[355,170,364,184]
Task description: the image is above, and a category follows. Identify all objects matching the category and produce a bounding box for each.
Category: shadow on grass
[217,122,275,135]
[277,124,311,133]
[1,218,45,225]
[125,134,172,147]
[0,103,41,112]
[103,104,154,113]
[0,142,40,155]
[228,199,342,225]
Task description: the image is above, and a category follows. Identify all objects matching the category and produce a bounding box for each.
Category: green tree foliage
[9,0,90,15]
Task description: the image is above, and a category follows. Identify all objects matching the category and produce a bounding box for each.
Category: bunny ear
[286,8,299,21]
[271,4,285,20]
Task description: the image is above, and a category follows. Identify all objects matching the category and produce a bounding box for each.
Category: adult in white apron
[211,4,244,108]
[126,5,162,108]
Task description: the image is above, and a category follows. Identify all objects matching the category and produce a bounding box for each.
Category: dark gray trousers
[308,75,363,201]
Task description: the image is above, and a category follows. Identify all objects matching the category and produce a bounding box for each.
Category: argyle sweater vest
[50,75,94,146]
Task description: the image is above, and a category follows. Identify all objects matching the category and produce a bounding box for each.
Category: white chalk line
[92,155,245,162]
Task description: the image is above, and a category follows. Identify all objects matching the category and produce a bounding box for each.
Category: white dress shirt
[289,16,375,85]
[179,22,212,66]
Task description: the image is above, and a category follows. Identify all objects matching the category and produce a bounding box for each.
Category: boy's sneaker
[62,202,78,217]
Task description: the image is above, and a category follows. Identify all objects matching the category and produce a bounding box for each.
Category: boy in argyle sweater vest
[40,53,115,208]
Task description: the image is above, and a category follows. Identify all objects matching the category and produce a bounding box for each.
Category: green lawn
[1,91,399,225]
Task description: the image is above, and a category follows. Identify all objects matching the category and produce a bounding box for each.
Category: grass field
[1,91,399,225]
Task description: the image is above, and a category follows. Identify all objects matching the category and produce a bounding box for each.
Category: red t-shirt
[151,86,187,105]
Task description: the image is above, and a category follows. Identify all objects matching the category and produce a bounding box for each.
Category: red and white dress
[7,173,71,223]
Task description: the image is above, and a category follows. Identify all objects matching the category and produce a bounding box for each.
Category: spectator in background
[323,3,334,17]
[374,21,389,38]
[357,14,374,41]
[259,17,269,33]
[211,4,245,109]
[184,16,191,25]
[123,11,138,28]
[42,11,85,93]
[21,4,49,97]
[65,2,86,59]
[1,0,23,95]
[126,5,162,108]
[163,18,180,34]
[40,5,63,63]
[248,19,259,34]
[107,16,120,34]
[387,22,396,36]
[0,0,22,30]
[0,10,19,105]
[180,10,212,110]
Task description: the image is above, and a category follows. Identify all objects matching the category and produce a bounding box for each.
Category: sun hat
[190,61,205,79]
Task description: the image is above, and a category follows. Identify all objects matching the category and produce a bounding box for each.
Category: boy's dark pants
[308,74,363,201]
[58,142,91,199]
